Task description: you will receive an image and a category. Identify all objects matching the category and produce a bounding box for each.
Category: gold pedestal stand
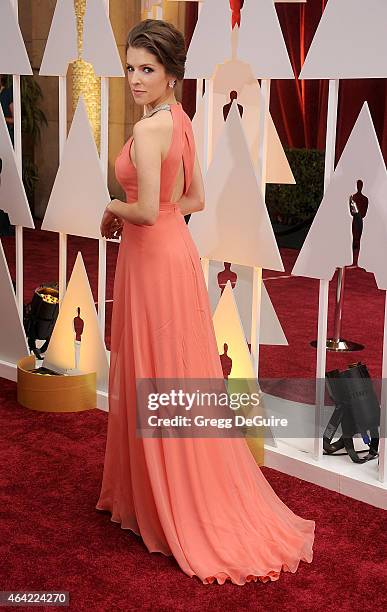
[17,355,96,413]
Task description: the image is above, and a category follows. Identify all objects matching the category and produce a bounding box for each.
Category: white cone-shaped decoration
[43,252,109,390]
[293,103,387,281]
[213,281,255,378]
[260,280,288,345]
[185,0,231,78]
[42,98,110,239]
[237,0,293,79]
[358,213,387,290]
[209,261,288,345]
[247,82,295,184]
[40,0,78,76]
[0,0,32,75]
[82,0,124,77]
[189,102,284,271]
[213,280,271,459]
[300,0,387,79]
[358,155,387,289]
[0,240,28,365]
[193,68,294,184]
[0,109,34,228]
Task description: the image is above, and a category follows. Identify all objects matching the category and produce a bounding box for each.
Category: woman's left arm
[107,120,161,226]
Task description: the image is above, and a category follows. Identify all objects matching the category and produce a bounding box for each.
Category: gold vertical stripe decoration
[162,0,178,23]
[140,2,186,41]
[72,0,101,149]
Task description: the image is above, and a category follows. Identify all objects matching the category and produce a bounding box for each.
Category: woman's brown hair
[126,19,186,82]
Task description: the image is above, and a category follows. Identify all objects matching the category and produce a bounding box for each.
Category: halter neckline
[141,101,181,120]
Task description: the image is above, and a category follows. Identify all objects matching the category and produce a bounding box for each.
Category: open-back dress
[96,101,315,585]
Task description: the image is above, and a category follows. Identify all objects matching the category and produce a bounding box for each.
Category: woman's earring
[169,80,176,88]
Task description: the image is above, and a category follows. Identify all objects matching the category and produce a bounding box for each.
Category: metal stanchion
[311,264,364,351]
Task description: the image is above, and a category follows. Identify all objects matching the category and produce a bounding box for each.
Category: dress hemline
[95,502,315,586]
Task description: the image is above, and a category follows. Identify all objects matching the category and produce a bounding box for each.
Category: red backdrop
[183,0,387,162]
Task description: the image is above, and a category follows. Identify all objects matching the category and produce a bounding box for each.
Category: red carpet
[1,377,387,611]
[1,225,387,609]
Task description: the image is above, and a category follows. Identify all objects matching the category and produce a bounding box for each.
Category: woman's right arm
[177,150,205,215]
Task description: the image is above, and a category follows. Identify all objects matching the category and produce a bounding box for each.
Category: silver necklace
[141,102,171,120]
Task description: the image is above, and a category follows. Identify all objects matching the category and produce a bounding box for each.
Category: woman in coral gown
[96,19,315,585]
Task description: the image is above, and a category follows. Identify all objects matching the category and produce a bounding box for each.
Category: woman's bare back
[129,108,185,204]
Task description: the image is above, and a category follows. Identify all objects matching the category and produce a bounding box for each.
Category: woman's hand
[100,206,114,238]
[100,205,124,239]
[113,219,124,239]
[108,217,124,240]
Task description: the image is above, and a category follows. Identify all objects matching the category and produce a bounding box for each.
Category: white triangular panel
[40,0,78,76]
[0,0,32,75]
[189,102,284,271]
[237,0,293,79]
[185,0,232,79]
[208,261,288,345]
[43,252,109,390]
[0,109,34,228]
[212,279,271,458]
[83,0,124,77]
[260,280,288,345]
[213,281,255,378]
[300,0,387,79]
[245,83,295,184]
[0,240,29,364]
[193,67,294,184]
[293,103,387,281]
[358,166,387,288]
[42,98,110,239]
[358,208,387,290]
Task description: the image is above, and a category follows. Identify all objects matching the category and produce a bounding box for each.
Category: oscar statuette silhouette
[73,307,84,372]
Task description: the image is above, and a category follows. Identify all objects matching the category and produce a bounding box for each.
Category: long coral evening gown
[96,101,315,585]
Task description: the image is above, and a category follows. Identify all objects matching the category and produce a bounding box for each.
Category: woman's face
[126,46,172,107]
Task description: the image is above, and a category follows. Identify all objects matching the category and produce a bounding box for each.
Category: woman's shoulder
[132,116,161,137]
[133,108,173,135]
[132,110,175,155]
